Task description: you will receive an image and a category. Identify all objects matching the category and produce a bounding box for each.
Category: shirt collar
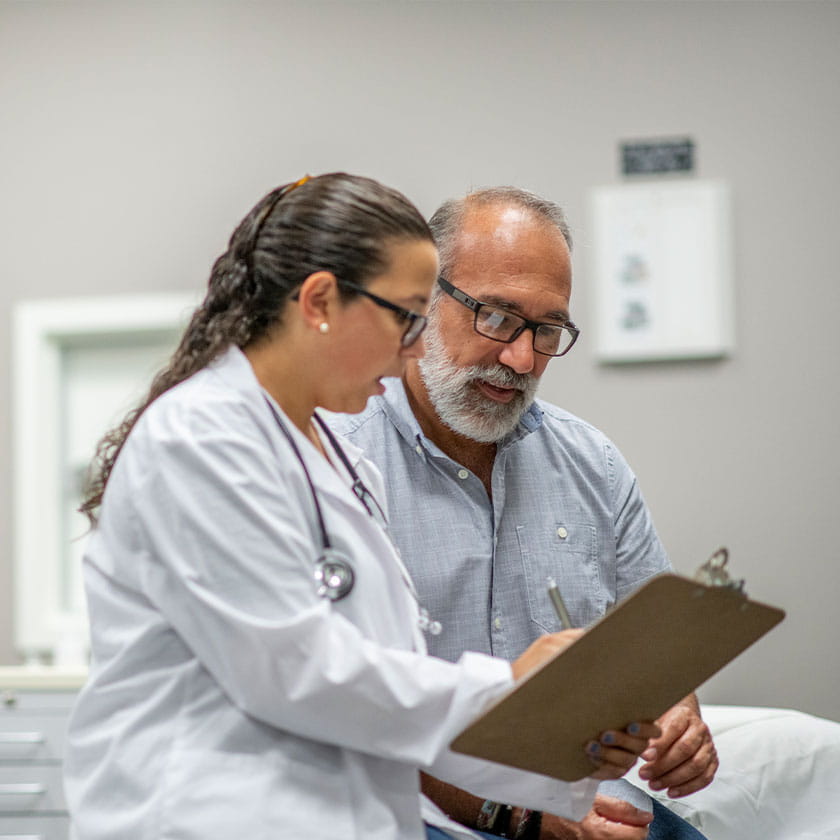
[379,377,427,445]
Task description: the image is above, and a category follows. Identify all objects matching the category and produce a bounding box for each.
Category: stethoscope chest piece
[314,549,355,601]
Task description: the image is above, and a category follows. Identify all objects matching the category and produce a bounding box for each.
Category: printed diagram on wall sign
[590,180,734,362]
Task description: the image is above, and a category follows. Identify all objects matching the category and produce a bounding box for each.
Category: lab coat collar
[207,346,377,516]
[315,413,370,475]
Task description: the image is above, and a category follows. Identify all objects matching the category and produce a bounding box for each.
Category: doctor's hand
[636,695,718,797]
[584,721,661,781]
[510,630,584,681]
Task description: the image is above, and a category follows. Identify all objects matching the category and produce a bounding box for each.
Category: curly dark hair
[79,172,432,525]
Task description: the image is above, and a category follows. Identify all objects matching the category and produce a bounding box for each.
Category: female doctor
[65,173,657,840]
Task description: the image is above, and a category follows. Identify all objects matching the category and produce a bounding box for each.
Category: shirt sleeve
[606,439,672,601]
[427,748,600,822]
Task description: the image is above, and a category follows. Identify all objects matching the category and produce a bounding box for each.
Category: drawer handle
[0,732,45,745]
[0,783,46,795]
[0,836,44,839]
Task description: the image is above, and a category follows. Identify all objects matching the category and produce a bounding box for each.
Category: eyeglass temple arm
[437,277,481,311]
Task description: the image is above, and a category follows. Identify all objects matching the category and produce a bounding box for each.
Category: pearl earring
[319,322,330,334]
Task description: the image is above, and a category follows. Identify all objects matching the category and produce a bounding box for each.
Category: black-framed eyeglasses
[437,277,580,357]
[340,281,428,348]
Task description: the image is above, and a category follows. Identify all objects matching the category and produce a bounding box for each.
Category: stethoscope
[263,395,441,635]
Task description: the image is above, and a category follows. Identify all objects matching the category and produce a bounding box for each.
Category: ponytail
[79,172,432,525]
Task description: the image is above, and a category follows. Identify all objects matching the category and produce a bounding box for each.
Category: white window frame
[13,293,197,660]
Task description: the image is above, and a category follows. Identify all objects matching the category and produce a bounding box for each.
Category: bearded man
[330,187,715,840]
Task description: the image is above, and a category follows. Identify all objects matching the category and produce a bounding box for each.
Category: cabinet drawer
[0,767,66,814]
[0,813,70,840]
[0,718,68,762]
[1,693,76,715]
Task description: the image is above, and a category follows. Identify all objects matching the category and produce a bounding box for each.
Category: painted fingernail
[628,722,642,735]
[586,740,601,756]
[601,732,615,745]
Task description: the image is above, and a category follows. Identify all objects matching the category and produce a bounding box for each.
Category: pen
[546,576,573,630]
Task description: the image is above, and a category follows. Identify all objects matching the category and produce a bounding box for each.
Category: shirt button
[557,527,568,539]
[457,469,469,480]
[494,617,502,630]
[415,444,423,455]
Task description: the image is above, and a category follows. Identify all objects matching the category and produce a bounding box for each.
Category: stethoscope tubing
[263,395,334,551]
[262,394,386,603]
[261,393,440,634]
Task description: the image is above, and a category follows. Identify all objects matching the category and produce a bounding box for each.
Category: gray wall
[2,1,838,720]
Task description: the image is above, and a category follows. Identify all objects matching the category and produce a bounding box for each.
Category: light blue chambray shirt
[329,378,671,664]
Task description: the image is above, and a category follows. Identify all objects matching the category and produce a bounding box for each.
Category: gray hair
[427,186,573,288]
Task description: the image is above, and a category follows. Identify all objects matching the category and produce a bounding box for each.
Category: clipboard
[450,573,785,781]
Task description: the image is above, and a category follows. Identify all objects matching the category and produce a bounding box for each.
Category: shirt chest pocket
[515,521,606,633]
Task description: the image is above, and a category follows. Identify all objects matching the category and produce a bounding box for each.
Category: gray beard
[417,321,539,444]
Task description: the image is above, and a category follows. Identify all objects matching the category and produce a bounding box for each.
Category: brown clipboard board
[450,573,785,781]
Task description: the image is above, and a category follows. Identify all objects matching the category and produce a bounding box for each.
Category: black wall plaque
[621,138,694,175]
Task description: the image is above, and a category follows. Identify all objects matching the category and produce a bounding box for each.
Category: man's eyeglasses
[340,281,428,348]
[437,277,580,357]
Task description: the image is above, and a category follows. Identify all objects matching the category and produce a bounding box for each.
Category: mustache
[464,364,535,392]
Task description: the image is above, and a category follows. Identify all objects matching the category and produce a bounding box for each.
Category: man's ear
[296,271,340,332]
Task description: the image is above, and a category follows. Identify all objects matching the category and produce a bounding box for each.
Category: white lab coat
[64,346,596,840]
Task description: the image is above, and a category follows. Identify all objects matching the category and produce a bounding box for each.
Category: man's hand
[637,695,718,797]
[539,794,653,840]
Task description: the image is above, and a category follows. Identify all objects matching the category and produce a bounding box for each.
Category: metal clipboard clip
[693,547,746,596]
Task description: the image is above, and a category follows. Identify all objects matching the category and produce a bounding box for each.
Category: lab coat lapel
[207,347,368,515]
[208,347,426,649]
